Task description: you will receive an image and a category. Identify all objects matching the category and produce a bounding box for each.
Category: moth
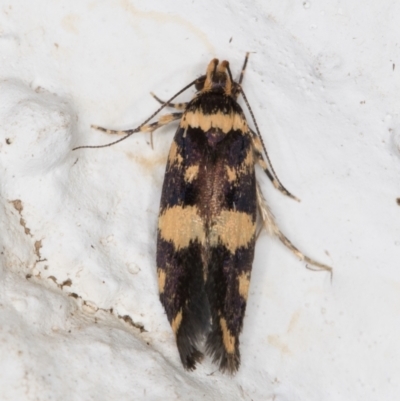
[73,54,332,374]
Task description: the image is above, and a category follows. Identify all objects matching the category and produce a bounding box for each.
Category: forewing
[203,128,257,374]
[156,126,209,370]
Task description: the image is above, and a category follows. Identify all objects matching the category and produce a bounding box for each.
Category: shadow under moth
[73,53,332,374]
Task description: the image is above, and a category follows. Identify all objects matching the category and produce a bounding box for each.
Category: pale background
[0,1,399,400]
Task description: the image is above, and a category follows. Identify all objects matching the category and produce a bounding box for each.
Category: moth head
[195,59,240,97]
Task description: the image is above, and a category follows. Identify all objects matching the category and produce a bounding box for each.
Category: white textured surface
[0,1,399,400]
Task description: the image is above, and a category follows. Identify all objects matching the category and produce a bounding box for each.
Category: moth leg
[151,92,188,111]
[251,132,300,201]
[92,112,183,136]
[92,113,183,148]
[238,52,250,85]
[256,182,332,274]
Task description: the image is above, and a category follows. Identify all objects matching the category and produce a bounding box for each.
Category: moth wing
[156,126,209,370]
[204,128,257,374]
